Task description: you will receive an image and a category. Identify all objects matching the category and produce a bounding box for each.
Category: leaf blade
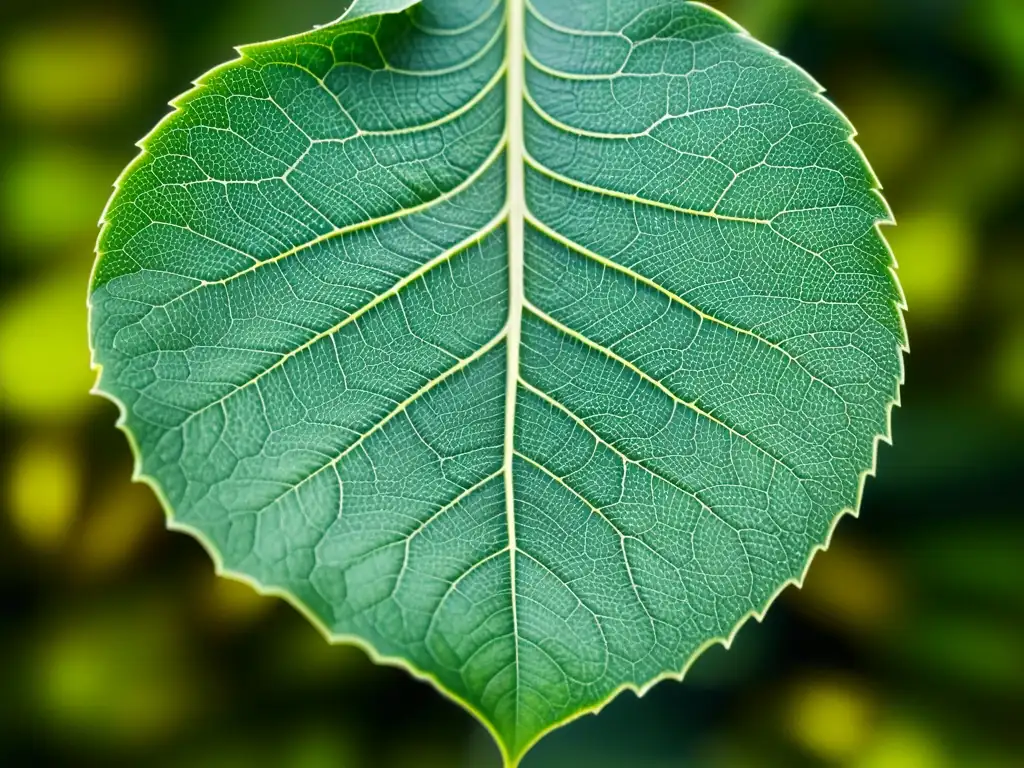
[89,1,905,765]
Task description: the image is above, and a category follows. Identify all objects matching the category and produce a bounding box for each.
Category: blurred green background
[1,0,1021,766]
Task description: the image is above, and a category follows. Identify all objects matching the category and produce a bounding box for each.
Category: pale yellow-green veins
[89,1,906,765]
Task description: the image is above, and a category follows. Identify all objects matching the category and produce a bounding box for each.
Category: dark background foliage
[0,1,1021,765]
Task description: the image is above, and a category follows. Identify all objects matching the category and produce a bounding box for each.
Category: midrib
[503,0,525,742]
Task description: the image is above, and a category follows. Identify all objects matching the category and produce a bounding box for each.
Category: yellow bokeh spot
[793,540,898,634]
[853,719,949,768]
[34,608,193,744]
[839,77,937,184]
[2,144,116,252]
[993,323,1024,411]
[6,435,81,551]
[74,479,160,577]
[203,575,277,628]
[886,208,974,326]
[786,677,875,762]
[0,267,96,421]
[1,18,150,123]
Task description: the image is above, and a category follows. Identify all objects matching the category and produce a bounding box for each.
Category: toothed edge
[88,2,909,766]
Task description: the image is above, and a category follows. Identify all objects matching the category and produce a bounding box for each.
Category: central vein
[503,0,525,729]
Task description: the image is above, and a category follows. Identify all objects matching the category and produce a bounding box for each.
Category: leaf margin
[84,2,910,766]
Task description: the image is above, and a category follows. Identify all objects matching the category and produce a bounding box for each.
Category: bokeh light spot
[785,676,875,762]
[886,209,975,326]
[1,18,151,124]
[2,144,117,252]
[0,267,95,421]
[6,434,81,551]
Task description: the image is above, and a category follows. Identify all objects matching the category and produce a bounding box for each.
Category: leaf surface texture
[90,1,905,762]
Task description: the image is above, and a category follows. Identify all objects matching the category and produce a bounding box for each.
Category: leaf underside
[89,0,905,764]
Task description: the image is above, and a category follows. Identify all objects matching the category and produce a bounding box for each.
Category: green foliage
[89,1,904,764]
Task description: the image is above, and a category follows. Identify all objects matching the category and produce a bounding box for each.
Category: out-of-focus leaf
[790,538,900,634]
[884,209,974,327]
[0,18,150,123]
[784,676,875,762]
[2,145,118,253]
[0,268,95,420]
[73,478,161,577]
[6,434,82,551]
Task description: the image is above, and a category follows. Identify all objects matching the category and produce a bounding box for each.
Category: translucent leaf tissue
[89,1,906,764]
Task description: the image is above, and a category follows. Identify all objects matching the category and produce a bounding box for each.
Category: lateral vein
[524,212,841,397]
[516,376,715,515]
[522,150,770,225]
[182,209,510,426]
[257,330,507,512]
[523,299,800,476]
[157,135,509,310]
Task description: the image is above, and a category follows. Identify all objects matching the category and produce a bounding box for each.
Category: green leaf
[89,1,906,764]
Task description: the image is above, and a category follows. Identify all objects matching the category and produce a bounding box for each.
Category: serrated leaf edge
[86,2,909,766]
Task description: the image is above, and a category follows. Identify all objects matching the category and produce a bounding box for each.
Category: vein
[255,330,507,513]
[425,545,512,641]
[516,376,715,515]
[391,469,506,597]
[408,0,503,36]
[505,0,527,740]
[523,299,800,476]
[514,450,658,634]
[181,208,509,427]
[361,7,506,78]
[524,213,844,400]
[523,149,770,225]
[151,134,509,311]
